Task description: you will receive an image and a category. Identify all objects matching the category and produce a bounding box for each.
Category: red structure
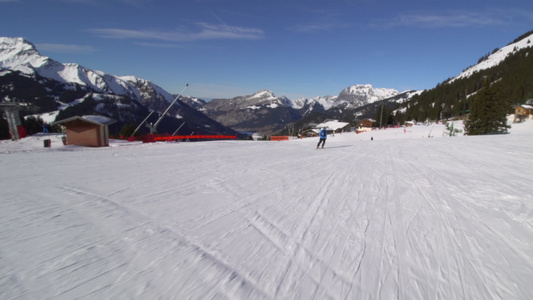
[270,136,289,141]
[135,134,237,143]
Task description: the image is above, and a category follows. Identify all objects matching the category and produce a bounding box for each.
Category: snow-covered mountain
[0,37,174,108]
[334,84,399,108]
[291,85,398,112]
[292,95,336,110]
[181,97,207,111]
[451,31,533,82]
[6,29,529,137]
[0,37,236,136]
[201,90,300,133]
[196,85,405,134]
[205,90,291,112]
[291,95,335,116]
[0,37,413,135]
[393,30,533,124]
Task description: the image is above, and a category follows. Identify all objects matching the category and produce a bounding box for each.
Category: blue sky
[1,0,533,100]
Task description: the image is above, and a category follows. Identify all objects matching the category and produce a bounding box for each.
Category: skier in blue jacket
[317,127,327,149]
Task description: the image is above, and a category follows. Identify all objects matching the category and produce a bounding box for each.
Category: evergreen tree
[0,118,10,140]
[464,80,510,135]
[120,123,137,138]
[22,116,45,135]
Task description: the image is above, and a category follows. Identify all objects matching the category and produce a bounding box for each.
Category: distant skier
[317,127,327,149]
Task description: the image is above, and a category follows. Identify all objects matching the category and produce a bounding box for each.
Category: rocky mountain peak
[336,84,399,108]
[0,37,48,73]
[249,89,276,100]
[0,37,38,56]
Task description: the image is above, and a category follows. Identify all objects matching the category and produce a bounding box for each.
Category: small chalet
[52,115,116,147]
[514,99,533,122]
[357,119,376,132]
[515,104,533,116]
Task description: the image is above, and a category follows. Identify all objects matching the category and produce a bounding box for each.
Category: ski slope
[1,121,532,299]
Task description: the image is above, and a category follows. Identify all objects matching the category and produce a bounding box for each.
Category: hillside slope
[394,31,533,124]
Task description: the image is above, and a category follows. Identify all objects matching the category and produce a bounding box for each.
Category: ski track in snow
[1,122,533,299]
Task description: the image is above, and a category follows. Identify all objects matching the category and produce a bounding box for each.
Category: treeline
[391,42,533,125]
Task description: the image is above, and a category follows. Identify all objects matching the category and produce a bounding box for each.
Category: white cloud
[289,21,350,33]
[397,12,503,27]
[89,23,264,42]
[288,8,349,33]
[373,9,531,29]
[134,42,185,49]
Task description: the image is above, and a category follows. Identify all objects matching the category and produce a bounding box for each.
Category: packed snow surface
[1,121,532,299]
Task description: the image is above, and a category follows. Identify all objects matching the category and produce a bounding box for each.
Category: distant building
[514,99,533,122]
[315,120,350,133]
[52,115,116,147]
[251,133,263,141]
[357,119,376,132]
[515,104,533,116]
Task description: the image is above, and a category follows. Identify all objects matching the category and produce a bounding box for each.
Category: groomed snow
[1,120,532,299]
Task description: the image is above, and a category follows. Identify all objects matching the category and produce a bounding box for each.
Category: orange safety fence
[270,136,289,141]
[125,134,237,142]
[154,135,237,141]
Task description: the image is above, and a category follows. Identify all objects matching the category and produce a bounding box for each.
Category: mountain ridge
[2,29,533,137]
[0,37,236,138]
[182,84,400,133]
[0,37,178,108]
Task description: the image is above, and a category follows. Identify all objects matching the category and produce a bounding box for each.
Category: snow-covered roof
[315,120,350,131]
[52,115,116,126]
[520,104,533,110]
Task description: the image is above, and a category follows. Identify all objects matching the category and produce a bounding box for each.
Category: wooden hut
[357,119,376,132]
[515,104,533,117]
[52,115,116,147]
